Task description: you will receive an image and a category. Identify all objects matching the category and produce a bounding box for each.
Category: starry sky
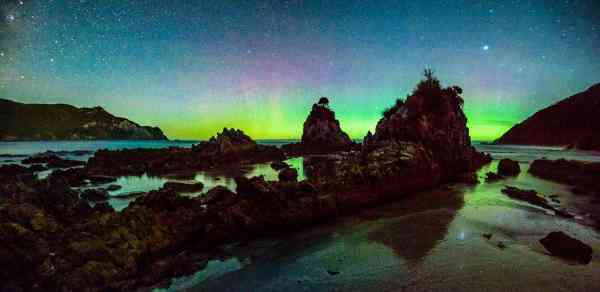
[1,0,599,141]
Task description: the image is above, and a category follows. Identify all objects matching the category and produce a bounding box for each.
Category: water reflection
[366,188,465,264]
[105,157,306,211]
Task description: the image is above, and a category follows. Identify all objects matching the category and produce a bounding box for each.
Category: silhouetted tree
[318,96,330,107]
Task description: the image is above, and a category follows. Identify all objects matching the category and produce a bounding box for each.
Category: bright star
[483,45,490,51]
[7,14,15,22]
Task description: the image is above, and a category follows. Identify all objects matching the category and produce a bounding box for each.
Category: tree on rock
[317,97,330,108]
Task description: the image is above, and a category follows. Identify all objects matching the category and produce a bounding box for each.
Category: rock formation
[0,98,167,141]
[365,70,490,177]
[282,97,355,154]
[85,128,285,176]
[540,231,593,264]
[496,83,600,150]
[0,73,492,291]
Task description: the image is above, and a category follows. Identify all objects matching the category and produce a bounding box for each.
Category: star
[6,14,15,22]
[483,45,490,51]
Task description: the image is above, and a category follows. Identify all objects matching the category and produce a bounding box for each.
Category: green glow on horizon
[154,98,519,142]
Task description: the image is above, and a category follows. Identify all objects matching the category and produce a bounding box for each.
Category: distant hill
[496,83,600,150]
[0,99,168,141]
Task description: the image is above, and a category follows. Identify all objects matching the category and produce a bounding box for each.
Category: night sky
[1,0,599,140]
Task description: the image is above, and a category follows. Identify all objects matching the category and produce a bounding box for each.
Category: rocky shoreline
[8,73,596,291]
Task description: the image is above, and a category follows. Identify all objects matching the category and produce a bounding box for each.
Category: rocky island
[0,99,167,141]
[496,83,600,150]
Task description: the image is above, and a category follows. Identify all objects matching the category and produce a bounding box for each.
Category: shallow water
[158,161,600,292]
[3,140,600,290]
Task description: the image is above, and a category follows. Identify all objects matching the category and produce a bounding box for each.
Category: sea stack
[283,97,355,154]
[366,70,490,176]
[496,83,600,150]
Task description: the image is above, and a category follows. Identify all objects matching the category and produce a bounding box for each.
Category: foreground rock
[501,186,572,218]
[161,181,204,194]
[496,83,600,150]
[540,231,593,264]
[529,159,600,193]
[278,168,298,182]
[497,159,520,176]
[282,97,356,155]
[0,98,167,141]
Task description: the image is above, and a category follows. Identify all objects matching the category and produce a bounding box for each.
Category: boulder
[539,231,593,264]
[501,186,573,218]
[22,154,85,169]
[497,159,520,176]
[485,172,504,182]
[81,188,110,202]
[271,161,289,171]
[199,186,238,207]
[235,176,273,197]
[529,159,600,193]
[278,168,298,182]
[161,182,204,194]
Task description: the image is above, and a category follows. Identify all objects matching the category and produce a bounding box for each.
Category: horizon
[1,0,599,141]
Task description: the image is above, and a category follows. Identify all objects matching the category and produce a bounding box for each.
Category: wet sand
[159,160,600,292]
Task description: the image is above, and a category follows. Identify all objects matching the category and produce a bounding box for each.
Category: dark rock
[327,270,340,276]
[454,172,479,184]
[496,83,600,151]
[300,98,353,150]
[501,186,550,208]
[529,159,600,194]
[85,129,284,176]
[81,188,110,202]
[497,159,520,176]
[161,182,204,194]
[571,187,588,196]
[497,242,506,249]
[501,186,573,218]
[235,176,273,197]
[92,201,115,213]
[278,168,298,182]
[106,185,122,192]
[0,98,167,141]
[199,186,238,207]
[539,231,593,264]
[271,161,289,171]
[483,233,493,240]
[28,164,48,172]
[87,175,118,184]
[111,192,145,199]
[485,172,504,182]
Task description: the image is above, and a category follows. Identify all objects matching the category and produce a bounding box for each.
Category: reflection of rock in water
[366,188,464,264]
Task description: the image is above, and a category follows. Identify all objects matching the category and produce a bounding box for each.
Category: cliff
[496,83,600,150]
[0,99,167,141]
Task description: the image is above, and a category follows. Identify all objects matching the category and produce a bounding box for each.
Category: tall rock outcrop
[305,71,490,191]
[283,97,355,154]
[496,83,600,150]
[0,99,167,141]
[366,71,488,176]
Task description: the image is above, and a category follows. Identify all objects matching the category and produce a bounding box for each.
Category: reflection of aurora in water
[160,159,600,292]
[105,157,305,211]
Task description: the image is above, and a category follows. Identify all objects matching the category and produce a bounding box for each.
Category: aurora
[1,0,599,141]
